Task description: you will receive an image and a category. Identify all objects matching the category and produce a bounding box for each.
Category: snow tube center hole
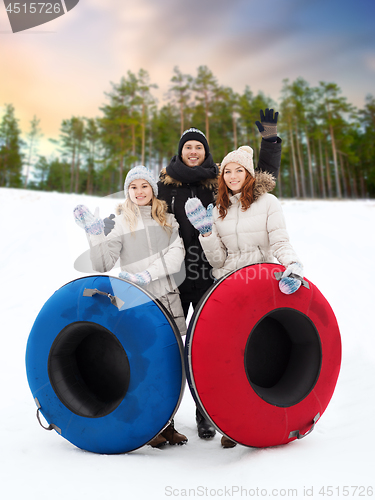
[244,309,321,407]
[48,322,130,418]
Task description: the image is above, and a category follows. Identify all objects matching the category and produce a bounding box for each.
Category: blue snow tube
[26,275,185,454]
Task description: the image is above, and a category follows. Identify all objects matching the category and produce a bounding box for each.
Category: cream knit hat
[221,146,254,177]
[124,165,158,198]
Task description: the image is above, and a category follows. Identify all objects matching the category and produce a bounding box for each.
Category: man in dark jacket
[157,109,282,440]
[158,128,219,317]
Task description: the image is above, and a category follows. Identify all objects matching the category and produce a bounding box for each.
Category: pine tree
[32,156,49,190]
[150,104,180,171]
[238,87,263,165]
[280,80,300,198]
[356,94,375,196]
[209,86,239,160]
[59,117,85,193]
[169,66,193,135]
[85,118,100,194]
[193,66,219,143]
[137,69,158,166]
[100,73,140,188]
[24,115,42,188]
[289,78,315,197]
[0,104,23,187]
[316,82,354,198]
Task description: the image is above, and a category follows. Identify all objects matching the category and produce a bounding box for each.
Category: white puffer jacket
[199,172,300,280]
[88,204,187,335]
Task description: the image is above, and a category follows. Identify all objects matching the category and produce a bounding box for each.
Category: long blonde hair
[117,195,172,234]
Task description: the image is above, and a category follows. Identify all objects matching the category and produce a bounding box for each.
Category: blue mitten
[185,198,213,236]
[73,205,104,235]
[119,270,152,286]
[279,262,304,295]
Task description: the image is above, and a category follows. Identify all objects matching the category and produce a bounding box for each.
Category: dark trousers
[181,301,199,319]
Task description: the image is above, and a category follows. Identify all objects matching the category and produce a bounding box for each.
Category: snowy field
[1,187,374,500]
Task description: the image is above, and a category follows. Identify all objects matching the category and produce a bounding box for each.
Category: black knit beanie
[178,127,210,158]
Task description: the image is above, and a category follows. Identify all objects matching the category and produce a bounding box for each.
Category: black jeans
[181,301,199,319]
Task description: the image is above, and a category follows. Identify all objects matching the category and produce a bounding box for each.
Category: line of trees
[1,66,374,198]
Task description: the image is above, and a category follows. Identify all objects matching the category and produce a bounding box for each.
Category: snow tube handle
[288,412,320,440]
[35,398,61,434]
[274,271,310,289]
[83,288,124,309]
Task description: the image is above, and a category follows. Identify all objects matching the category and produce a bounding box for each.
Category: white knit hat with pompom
[221,145,254,177]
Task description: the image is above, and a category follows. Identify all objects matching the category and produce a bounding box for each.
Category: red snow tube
[185,263,341,448]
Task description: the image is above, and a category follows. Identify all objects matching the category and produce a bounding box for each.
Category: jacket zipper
[170,189,177,214]
[258,246,265,262]
[234,200,241,269]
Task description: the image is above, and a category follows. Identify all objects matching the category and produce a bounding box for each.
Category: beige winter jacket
[88,205,187,335]
[199,172,300,280]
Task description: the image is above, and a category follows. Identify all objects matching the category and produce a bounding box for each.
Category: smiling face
[181,140,206,167]
[128,179,153,206]
[223,162,247,194]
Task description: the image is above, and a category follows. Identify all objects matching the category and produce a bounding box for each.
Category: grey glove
[104,214,116,236]
[255,108,278,142]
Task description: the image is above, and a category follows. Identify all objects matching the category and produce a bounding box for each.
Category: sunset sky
[1,0,374,156]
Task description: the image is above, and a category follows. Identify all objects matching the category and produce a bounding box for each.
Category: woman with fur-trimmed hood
[184,145,304,447]
[186,145,303,289]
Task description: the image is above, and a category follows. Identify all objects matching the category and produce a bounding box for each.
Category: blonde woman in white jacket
[185,146,304,447]
[74,165,187,448]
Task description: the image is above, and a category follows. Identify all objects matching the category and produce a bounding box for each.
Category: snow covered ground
[1,188,374,500]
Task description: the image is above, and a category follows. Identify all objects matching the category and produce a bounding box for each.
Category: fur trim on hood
[253,171,276,201]
[159,167,218,191]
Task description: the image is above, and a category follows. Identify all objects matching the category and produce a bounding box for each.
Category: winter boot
[147,434,168,448]
[161,419,188,445]
[196,407,216,439]
[221,435,237,448]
